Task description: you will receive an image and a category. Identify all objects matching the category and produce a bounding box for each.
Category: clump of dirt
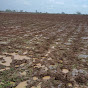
[75,74,88,84]
[10,59,28,67]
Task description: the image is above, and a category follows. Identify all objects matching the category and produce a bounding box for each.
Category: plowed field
[0,13,88,88]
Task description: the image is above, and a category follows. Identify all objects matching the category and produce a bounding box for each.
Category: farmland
[0,13,88,88]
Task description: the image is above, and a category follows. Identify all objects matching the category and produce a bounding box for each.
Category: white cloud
[82,5,88,8]
[49,0,64,5]
[48,5,54,9]
[49,0,55,2]
[24,1,30,5]
[55,1,64,5]
[15,0,30,5]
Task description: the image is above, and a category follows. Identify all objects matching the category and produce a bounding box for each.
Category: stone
[62,69,69,74]
[72,69,78,76]
[68,83,72,87]
[20,71,26,76]
[33,77,38,81]
[42,76,50,80]
[15,81,27,88]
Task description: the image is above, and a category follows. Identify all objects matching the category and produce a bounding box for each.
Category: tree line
[0,9,85,15]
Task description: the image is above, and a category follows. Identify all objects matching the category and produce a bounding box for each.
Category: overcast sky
[0,0,88,14]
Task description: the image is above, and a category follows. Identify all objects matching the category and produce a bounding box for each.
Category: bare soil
[0,13,88,88]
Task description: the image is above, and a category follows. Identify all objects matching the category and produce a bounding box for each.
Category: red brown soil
[0,13,88,88]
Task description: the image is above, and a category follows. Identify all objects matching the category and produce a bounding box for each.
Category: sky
[0,0,88,14]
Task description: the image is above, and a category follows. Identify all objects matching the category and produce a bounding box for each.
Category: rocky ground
[0,13,88,88]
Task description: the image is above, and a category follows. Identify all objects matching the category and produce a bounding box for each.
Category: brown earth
[0,13,88,88]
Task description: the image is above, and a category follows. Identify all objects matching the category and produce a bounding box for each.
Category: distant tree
[61,12,65,14]
[20,10,23,12]
[12,10,16,12]
[36,10,38,13]
[76,11,81,15]
[57,13,60,14]
[39,12,42,14]
[5,9,12,12]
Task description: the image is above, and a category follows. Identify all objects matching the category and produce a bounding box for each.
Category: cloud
[24,1,30,5]
[49,0,64,5]
[48,5,54,10]
[82,5,88,8]
[55,2,64,5]
[15,0,30,5]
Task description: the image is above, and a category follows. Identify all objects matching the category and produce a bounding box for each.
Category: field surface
[0,13,88,88]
